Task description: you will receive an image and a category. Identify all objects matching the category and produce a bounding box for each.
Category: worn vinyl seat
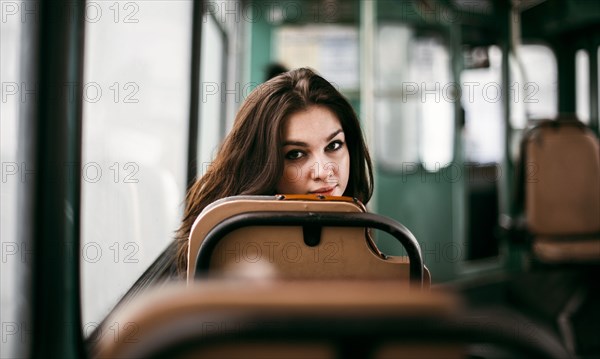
[187,195,429,288]
[520,119,600,263]
[92,280,570,359]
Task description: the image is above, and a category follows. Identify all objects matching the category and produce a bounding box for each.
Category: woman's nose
[310,159,336,181]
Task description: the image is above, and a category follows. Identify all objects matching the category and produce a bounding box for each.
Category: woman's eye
[285,150,304,160]
[326,140,343,152]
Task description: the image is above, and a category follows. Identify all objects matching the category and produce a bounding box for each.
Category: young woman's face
[276,106,350,197]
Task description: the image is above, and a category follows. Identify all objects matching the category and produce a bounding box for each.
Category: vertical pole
[449,15,465,277]
[588,42,599,135]
[360,0,377,212]
[24,1,86,357]
[501,1,526,273]
[556,39,577,115]
[187,0,205,188]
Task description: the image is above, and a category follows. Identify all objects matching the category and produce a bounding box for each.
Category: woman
[175,68,374,274]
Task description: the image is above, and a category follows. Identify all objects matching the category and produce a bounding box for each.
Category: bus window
[576,49,590,124]
[274,25,360,93]
[375,24,454,172]
[198,11,226,175]
[416,37,454,170]
[461,45,503,164]
[513,44,558,125]
[80,2,191,328]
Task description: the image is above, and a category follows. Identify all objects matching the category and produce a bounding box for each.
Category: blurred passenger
[264,62,288,81]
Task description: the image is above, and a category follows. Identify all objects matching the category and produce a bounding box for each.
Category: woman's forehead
[282,106,343,138]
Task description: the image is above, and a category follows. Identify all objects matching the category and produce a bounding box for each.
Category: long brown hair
[175,68,374,274]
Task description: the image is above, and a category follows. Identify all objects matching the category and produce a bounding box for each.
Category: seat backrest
[187,195,429,287]
[92,281,569,359]
[521,119,600,235]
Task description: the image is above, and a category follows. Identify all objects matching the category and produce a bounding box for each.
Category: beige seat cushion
[524,122,600,263]
[188,196,430,287]
[525,126,600,235]
[94,280,459,359]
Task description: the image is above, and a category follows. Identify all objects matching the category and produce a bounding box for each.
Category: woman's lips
[309,185,337,196]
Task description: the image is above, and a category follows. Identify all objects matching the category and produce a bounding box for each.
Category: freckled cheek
[283,163,301,181]
[277,163,311,194]
[326,150,349,173]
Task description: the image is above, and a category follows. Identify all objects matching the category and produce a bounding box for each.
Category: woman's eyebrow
[282,140,308,147]
[282,129,344,147]
[326,129,344,141]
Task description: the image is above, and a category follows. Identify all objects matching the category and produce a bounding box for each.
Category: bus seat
[520,118,600,263]
[92,280,570,359]
[187,195,429,288]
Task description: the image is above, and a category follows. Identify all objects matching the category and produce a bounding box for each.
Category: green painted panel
[375,170,458,282]
[249,13,273,87]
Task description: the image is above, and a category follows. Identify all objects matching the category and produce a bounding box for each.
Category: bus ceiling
[520,0,600,39]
